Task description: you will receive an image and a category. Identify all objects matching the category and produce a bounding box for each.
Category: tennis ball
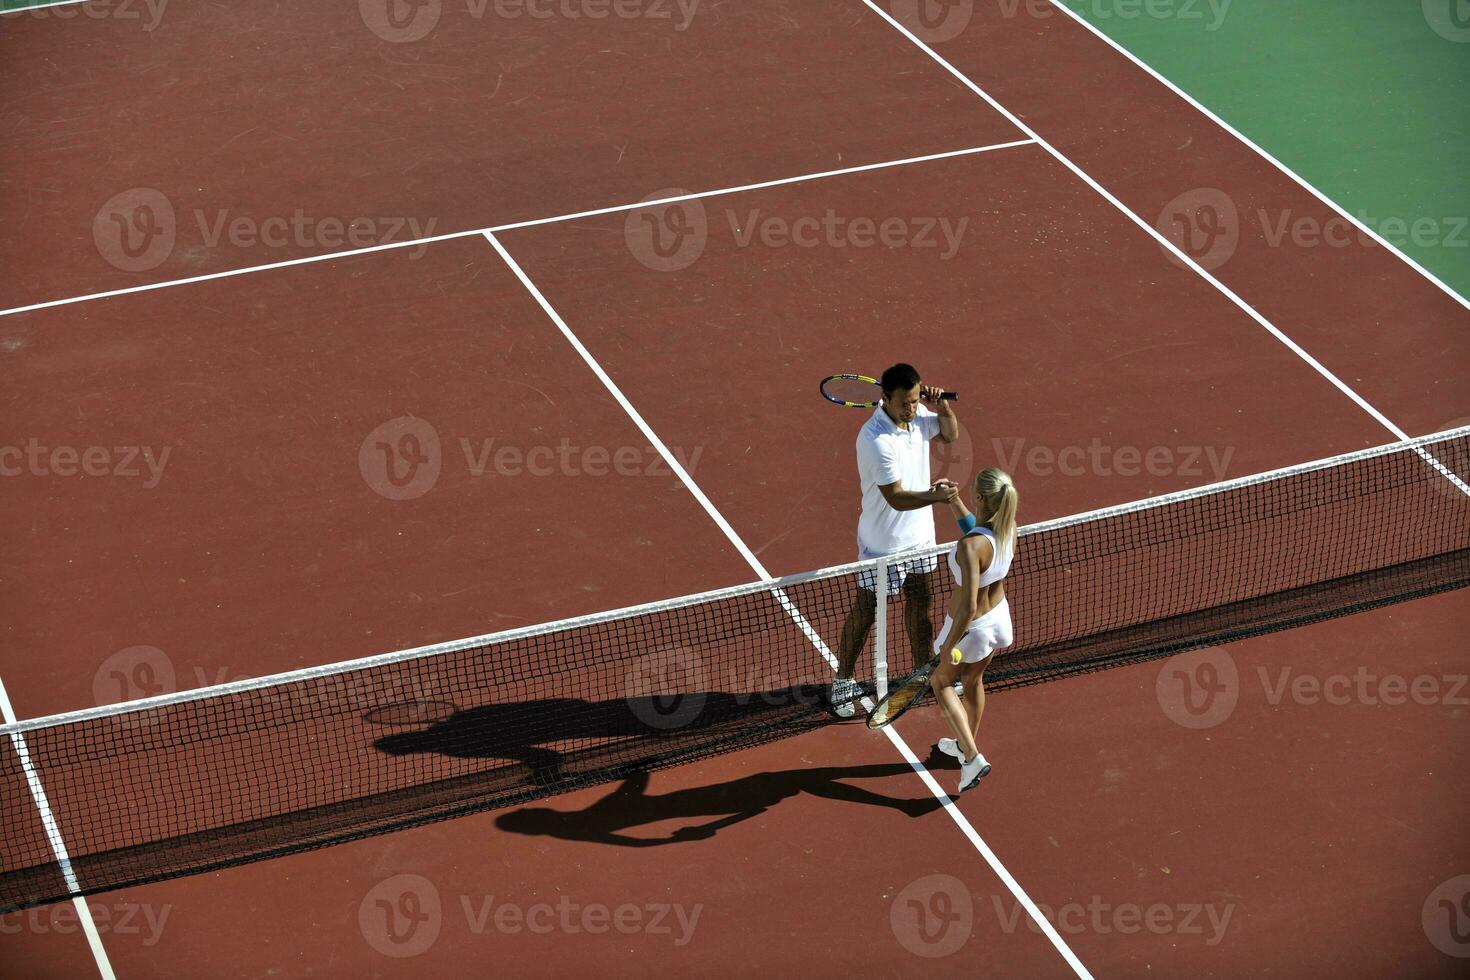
[951,648,963,665]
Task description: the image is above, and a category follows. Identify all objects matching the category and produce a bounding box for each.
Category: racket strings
[867,661,936,728]
[821,376,882,406]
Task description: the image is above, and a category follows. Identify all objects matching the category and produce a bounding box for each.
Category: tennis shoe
[936,737,965,761]
[959,752,992,793]
[829,677,859,718]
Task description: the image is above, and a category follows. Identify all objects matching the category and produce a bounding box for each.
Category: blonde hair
[975,467,1018,545]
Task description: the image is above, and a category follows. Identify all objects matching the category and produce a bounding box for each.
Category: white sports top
[855,404,941,555]
[948,525,1014,588]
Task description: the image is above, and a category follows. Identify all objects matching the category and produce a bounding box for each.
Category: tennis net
[2,427,1467,911]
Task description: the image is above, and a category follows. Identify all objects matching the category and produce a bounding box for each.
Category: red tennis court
[2,1,1467,977]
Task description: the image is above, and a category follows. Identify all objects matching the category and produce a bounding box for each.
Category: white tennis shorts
[933,599,1013,665]
[856,546,939,594]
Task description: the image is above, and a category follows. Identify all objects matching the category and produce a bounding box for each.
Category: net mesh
[2,428,1467,911]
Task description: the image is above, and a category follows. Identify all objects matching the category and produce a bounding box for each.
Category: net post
[874,556,888,702]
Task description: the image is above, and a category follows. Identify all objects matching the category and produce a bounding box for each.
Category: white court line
[0,140,1033,320]
[483,231,770,575]
[862,2,1470,499]
[860,0,1433,448]
[0,0,91,14]
[0,678,116,980]
[484,231,1096,980]
[1043,0,1470,313]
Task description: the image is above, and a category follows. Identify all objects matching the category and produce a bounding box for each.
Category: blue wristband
[957,514,977,534]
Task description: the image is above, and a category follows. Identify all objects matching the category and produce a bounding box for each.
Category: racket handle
[940,391,958,401]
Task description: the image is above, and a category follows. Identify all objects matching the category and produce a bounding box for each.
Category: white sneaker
[952,679,964,698]
[829,677,859,718]
[936,737,965,761]
[959,752,992,793]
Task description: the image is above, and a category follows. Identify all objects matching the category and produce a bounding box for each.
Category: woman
[930,467,1018,794]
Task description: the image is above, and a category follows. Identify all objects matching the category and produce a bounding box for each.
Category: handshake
[926,478,962,504]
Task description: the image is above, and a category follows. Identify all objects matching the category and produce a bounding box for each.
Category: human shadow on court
[373,686,851,788]
[372,685,947,839]
[493,760,949,847]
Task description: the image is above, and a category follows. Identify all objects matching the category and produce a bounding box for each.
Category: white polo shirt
[855,404,942,556]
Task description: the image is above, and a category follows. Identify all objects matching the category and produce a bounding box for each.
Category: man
[831,363,959,717]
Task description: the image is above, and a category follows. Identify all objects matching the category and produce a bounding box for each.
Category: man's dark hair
[880,363,921,398]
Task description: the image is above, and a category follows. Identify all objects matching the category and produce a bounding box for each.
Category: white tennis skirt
[933,599,1013,665]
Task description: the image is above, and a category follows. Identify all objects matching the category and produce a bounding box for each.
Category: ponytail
[975,468,1018,545]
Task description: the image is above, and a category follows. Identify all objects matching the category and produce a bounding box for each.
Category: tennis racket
[820,374,958,408]
[865,655,939,729]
